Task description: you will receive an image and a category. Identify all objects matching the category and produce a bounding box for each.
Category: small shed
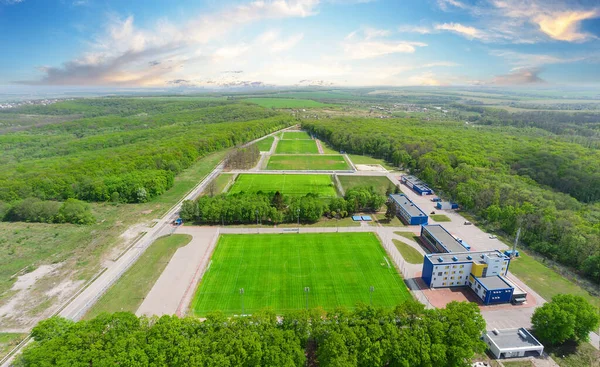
[483,328,544,359]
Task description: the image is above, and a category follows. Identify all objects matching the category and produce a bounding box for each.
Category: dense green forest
[0,99,290,205]
[15,300,486,367]
[180,186,385,224]
[303,118,600,284]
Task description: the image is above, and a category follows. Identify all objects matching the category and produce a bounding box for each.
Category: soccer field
[266,155,351,170]
[282,131,312,140]
[275,139,319,154]
[191,233,411,315]
[228,174,337,197]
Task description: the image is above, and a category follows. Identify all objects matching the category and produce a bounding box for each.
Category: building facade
[400,175,433,195]
[389,194,428,225]
[420,224,470,253]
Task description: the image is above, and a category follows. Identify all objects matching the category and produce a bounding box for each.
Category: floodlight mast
[304,287,310,310]
[369,286,375,305]
[297,208,300,227]
[240,288,245,315]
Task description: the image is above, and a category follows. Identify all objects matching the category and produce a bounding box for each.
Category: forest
[303,118,600,285]
[180,186,385,224]
[15,300,486,367]
[0,99,291,205]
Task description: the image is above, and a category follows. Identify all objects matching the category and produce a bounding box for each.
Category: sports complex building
[389,194,428,225]
[400,175,434,195]
[420,224,470,253]
[421,250,526,305]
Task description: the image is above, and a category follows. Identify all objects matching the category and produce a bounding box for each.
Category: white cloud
[397,25,432,34]
[343,40,427,59]
[534,10,598,42]
[491,67,545,85]
[490,50,583,67]
[407,71,445,86]
[435,23,485,39]
[437,0,467,11]
[257,31,304,52]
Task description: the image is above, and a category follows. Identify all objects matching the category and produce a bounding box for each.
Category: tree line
[224,144,260,170]
[0,101,291,204]
[0,198,94,225]
[180,186,385,225]
[15,300,486,367]
[303,117,600,285]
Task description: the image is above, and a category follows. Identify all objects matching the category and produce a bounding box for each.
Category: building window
[452,265,457,269]
[452,271,456,274]
[460,265,464,268]
[444,277,448,280]
[437,272,442,276]
[442,282,446,286]
[459,270,463,274]
[445,266,449,269]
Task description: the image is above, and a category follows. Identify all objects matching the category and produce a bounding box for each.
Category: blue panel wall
[410,215,429,225]
[483,288,514,305]
[421,255,434,287]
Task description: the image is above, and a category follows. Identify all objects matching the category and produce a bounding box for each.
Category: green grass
[282,131,312,140]
[191,233,411,315]
[0,333,26,360]
[346,154,397,171]
[275,139,319,154]
[244,98,327,108]
[392,240,423,264]
[430,214,451,222]
[277,216,361,228]
[374,213,404,227]
[228,174,337,197]
[547,341,600,367]
[508,250,600,308]
[266,155,351,170]
[338,175,395,195]
[211,173,235,194]
[85,234,192,319]
[255,136,274,151]
[394,231,420,243]
[320,141,339,154]
[502,361,534,367]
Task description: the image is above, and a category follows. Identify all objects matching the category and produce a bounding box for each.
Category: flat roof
[476,275,512,290]
[486,328,543,350]
[390,194,427,218]
[402,175,432,191]
[422,224,466,253]
[426,249,508,264]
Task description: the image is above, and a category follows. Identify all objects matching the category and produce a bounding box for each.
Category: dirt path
[315,139,324,154]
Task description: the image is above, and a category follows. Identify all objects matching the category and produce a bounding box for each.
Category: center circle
[283,257,316,277]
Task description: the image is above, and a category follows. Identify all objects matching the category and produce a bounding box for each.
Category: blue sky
[0,0,599,87]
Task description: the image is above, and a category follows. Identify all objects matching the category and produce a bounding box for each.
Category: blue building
[389,194,428,225]
[421,250,520,305]
[401,175,434,195]
[420,224,470,253]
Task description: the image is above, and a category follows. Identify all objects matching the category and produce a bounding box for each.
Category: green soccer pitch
[275,139,319,154]
[266,155,351,170]
[282,131,312,139]
[228,174,337,197]
[191,233,411,316]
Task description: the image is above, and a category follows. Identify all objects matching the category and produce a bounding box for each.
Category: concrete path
[315,139,324,154]
[137,227,218,317]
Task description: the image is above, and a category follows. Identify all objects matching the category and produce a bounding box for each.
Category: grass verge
[392,239,424,264]
[255,136,275,151]
[547,341,600,367]
[84,234,192,319]
[346,154,397,171]
[430,214,451,222]
[374,213,404,227]
[338,175,395,195]
[0,333,27,361]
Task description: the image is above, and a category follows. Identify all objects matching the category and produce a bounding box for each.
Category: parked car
[464,221,472,225]
[489,234,497,239]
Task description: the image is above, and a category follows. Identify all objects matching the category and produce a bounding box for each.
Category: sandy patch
[355,164,387,172]
[11,264,61,291]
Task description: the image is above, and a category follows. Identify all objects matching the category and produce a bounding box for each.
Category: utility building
[483,328,544,359]
[421,250,520,305]
[389,194,428,225]
[420,224,470,253]
[400,175,433,195]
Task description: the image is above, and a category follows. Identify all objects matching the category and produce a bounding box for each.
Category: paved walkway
[136,227,218,317]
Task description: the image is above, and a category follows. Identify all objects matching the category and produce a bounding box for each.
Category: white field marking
[384,257,391,269]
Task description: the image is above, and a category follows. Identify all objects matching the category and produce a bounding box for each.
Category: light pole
[256,210,259,233]
[240,288,245,315]
[297,208,300,228]
[304,287,310,310]
[369,286,375,306]
[336,213,339,233]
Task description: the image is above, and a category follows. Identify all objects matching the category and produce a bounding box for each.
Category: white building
[483,328,544,359]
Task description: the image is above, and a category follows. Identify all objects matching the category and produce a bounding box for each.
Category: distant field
[275,139,319,154]
[338,175,394,195]
[228,174,337,197]
[282,131,312,140]
[85,234,192,319]
[346,154,396,170]
[255,136,274,151]
[191,233,410,315]
[266,155,350,170]
[244,98,327,108]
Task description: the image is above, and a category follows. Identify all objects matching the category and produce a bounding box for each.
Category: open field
[255,136,274,151]
[392,239,423,264]
[508,250,600,308]
[346,154,397,170]
[275,139,319,154]
[244,98,327,108]
[338,175,394,195]
[211,173,235,195]
[228,174,337,197]
[430,214,451,222]
[282,131,312,140]
[191,233,411,315]
[0,333,26,360]
[266,155,350,170]
[85,234,192,319]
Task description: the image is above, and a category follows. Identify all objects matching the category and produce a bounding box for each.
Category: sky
[0,0,599,88]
